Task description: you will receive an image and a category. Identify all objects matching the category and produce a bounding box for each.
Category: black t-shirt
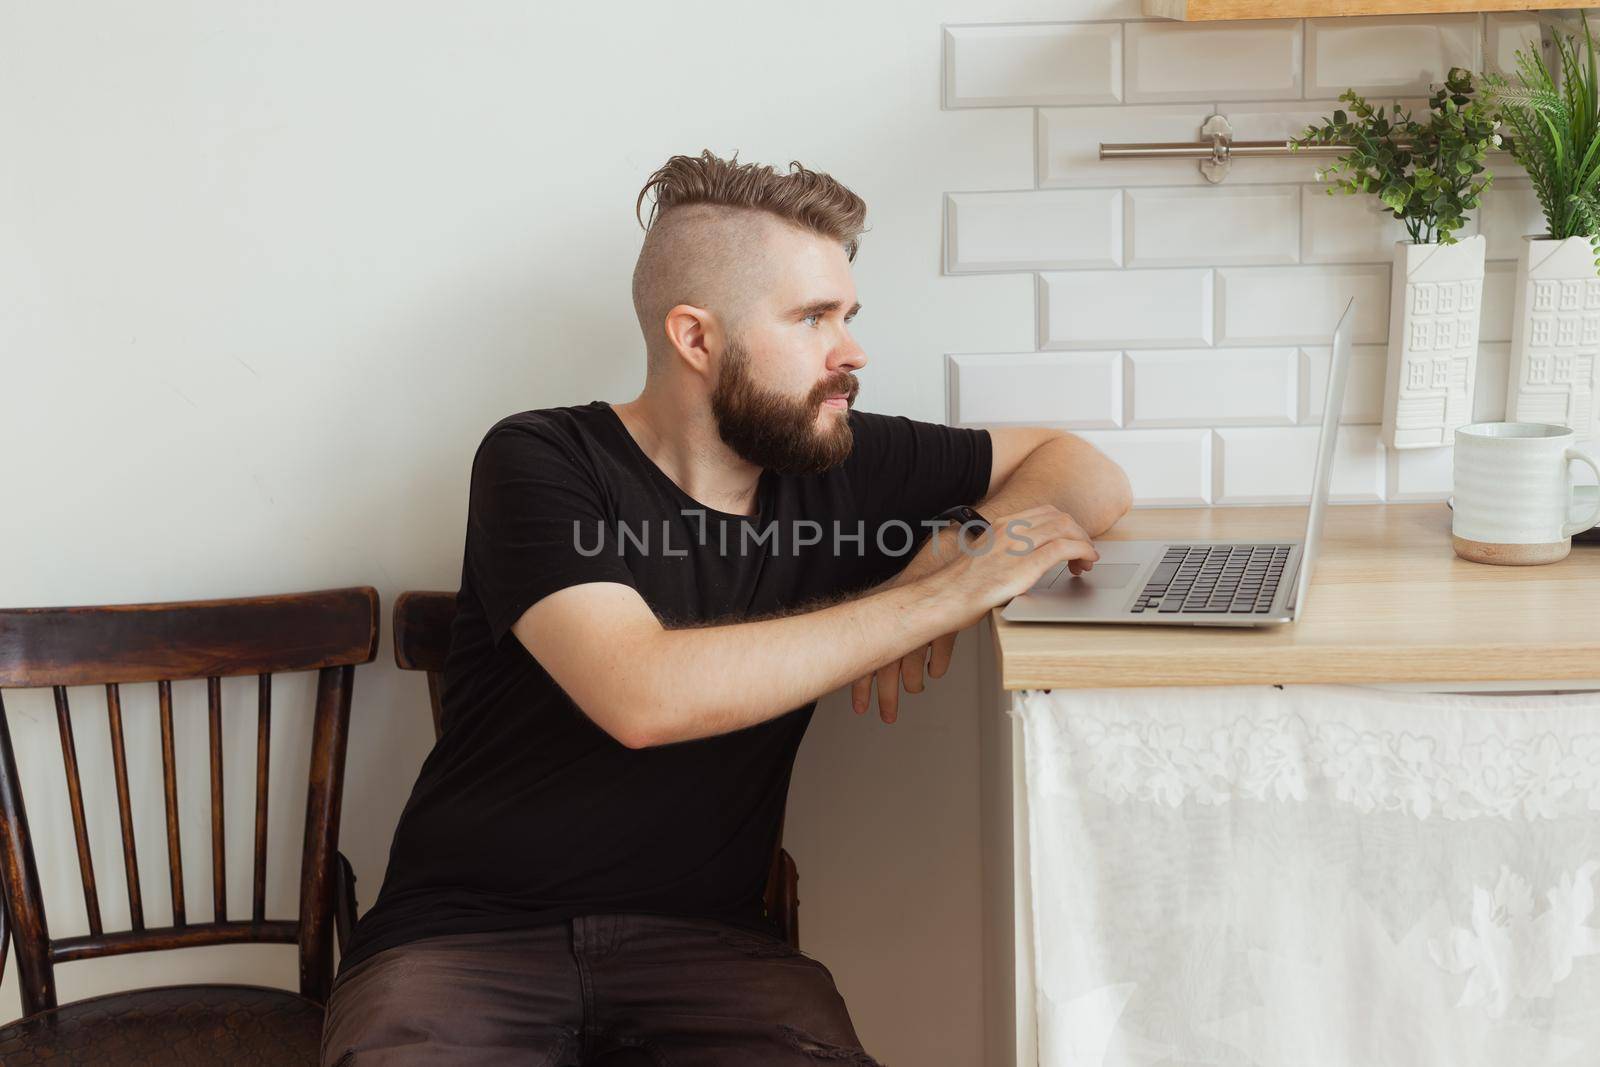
[339,400,992,973]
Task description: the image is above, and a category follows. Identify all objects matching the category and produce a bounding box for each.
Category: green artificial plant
[1293,67,1497,245]
[1482,12,1600,262]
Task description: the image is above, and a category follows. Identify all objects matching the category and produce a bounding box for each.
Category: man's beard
[709,336,858,476]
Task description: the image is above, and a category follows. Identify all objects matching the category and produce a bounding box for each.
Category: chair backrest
[390,589,798,948]
[391,590,455,738]
[0,586,379,1016]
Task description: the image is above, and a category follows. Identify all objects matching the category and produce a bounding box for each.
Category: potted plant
[1484,13,1600,442]
[1294,69,1497,451]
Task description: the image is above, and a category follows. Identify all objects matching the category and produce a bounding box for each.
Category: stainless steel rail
[1099,114,1418,182]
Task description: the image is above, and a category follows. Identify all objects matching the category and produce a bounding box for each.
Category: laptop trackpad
[1049,562,1140,590]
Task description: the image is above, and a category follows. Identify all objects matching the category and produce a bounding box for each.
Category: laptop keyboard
[1129,544,1292,615]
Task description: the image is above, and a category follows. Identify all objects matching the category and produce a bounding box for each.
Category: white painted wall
[3,3,1595,1065]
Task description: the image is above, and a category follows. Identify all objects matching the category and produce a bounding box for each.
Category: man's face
[709,225,867,476]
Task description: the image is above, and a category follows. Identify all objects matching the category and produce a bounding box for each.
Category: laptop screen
[1287,297,1356,616]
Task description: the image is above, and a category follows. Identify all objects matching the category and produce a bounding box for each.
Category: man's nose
[832,332,867,372]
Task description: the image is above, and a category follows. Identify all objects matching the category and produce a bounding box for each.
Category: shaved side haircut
[631,150,868,367]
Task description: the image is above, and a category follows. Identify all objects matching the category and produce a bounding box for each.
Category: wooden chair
[0,587,379,1065]
[391,590,800,950]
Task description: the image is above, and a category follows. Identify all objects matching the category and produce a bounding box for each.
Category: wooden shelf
[1145,0,1589,20]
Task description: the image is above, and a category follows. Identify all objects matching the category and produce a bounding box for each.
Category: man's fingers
[875,661,901,724]
[851,674,871,714]
[1004,512,1095,550]
[1043,538,1100,581]
[852,637,958,724]
[1001,518,1101,570]
[900,645,926,694]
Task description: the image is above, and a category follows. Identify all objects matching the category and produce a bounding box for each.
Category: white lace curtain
[1014,683,1600,1067]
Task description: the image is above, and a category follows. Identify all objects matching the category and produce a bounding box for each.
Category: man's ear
[663,303,717,375]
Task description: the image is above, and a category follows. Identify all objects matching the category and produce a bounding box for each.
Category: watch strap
[932,503,991,541]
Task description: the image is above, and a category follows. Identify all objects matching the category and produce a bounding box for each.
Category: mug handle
[1562,449,1600,537]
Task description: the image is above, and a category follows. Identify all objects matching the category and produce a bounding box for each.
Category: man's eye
[803,313,821,327]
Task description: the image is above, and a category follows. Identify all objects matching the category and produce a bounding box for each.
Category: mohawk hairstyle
[634,149,868,261]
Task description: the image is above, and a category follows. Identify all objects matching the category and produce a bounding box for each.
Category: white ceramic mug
[1452,421,1600,564]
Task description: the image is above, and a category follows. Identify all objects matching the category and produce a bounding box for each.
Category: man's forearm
[625,576,968,747]
[855,457,1125,677]
[883,436,1132,592]
[981,435,1132,539]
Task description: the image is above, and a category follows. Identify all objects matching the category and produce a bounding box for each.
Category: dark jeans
[319,912,885,1066]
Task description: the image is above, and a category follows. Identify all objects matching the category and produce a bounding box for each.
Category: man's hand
[850,505,1099,724]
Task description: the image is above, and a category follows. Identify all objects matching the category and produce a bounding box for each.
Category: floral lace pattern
[1017,686,1600,1066]
[1040,707,1600,821]
[1430,861,1600,1017]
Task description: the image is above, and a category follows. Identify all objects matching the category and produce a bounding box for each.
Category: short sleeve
[843,409,993,539]
[465,424,638,649]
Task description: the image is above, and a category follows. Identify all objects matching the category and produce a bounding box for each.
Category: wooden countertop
[990,502,1600,690]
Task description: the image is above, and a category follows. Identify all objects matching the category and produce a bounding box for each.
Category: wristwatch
[931,503,991,544]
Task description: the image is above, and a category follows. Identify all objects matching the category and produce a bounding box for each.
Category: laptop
[1000,297,1355,629]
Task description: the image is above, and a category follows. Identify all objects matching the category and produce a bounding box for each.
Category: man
[321,150,1131,1065]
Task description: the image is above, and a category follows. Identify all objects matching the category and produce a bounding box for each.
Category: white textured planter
[1505,235,1600,442]
[1381,235,1486,450]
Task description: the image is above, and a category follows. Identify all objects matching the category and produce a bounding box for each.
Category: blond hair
[634,150,867,260]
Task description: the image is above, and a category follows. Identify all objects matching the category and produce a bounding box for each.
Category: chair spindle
[104,683,144,931]
[253,673,270,923]
[208,676,225,923]
[157,680,185,927]
[52,686,101,937]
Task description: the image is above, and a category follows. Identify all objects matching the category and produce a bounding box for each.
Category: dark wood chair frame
[0,586,379,1020]
[390,591,801,949]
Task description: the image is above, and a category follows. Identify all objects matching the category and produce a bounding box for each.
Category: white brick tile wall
[1127,348,1297,426]
[1472,342,1511,422]
[1127,185,1298,266]
[1217,265,1390,345]
[1388,445,1456,499]
[1306,15,1481,97]
[1485,146,1520,172]
[1486,14,1543,76]
[1302,344,1387,424]
[1059,0,1145,16]
[1123,21,1301,103]
[945,351,1122,427]
[1301,186,1409,263]
[1215,425,1386,504]
[944,23,1122,108]
[1481,260,1516,342]
[1039,269,1213,348]
[937,107,1037,190]
[946,190,1121,271]
[1478,180,1547,260]
[944,12,1542,508]
[1038,104,1214,187]
[1072,428,1213,506]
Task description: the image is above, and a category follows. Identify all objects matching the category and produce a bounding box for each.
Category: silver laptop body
[1000,298,1354,629]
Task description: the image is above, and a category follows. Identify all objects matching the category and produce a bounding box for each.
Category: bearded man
[321,150,1130,1066]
